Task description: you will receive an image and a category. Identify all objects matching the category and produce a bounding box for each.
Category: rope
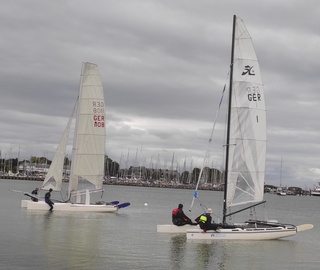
[189,72,229,213]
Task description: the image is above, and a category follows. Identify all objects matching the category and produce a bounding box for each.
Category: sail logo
[242,65,255,76]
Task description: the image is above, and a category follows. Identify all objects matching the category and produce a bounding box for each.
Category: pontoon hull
[186,226,297,240]
[21,200,118,213]
[157,224,199,233]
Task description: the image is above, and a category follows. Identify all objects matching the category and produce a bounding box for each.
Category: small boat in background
[311,182,320,196]
[276,187,287,196]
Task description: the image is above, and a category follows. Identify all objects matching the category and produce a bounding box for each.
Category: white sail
[68,62,106,193]
[226,17,266,208]
[42,114,73,191]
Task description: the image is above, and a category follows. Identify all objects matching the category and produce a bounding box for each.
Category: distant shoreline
[0,175,218,191]
[0,175,312,195]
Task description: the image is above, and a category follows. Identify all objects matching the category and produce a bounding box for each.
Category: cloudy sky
[1,0,319,188]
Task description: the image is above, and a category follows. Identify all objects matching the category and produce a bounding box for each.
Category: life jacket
[199,214,208,224]
[172,208,180,216]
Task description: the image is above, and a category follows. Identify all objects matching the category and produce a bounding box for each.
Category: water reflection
[169,235,229,270]
[196,242,212,269]
[170,235,187,269]
[25,211,108,269]
[43,211,53,229]
[194,241,229,270]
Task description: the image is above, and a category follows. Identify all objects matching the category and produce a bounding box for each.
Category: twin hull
[21,200,118,213]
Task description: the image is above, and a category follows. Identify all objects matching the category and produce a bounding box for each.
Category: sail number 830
[92,101,105,127]
[92,101,105,113]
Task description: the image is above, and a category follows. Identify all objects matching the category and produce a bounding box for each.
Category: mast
[68,63,84,197]
[223,15,236,224]
[279,157,283,188]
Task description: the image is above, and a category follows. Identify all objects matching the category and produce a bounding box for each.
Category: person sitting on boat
[195,208,220,232]
[172,204,196,226]
[31,187,39,202]
[44,188,54,211]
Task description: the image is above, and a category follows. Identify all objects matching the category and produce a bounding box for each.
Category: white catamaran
[18,62,129,212]
[187,15,312,240]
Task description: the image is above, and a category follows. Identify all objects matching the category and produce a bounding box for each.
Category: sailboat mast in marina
[276,157,287,195]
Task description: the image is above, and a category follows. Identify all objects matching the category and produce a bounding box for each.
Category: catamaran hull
[186,227,298,240]
[21,200,118,213]
[157,224,199,233]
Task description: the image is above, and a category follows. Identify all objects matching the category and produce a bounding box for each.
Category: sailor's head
[206,208,212,214]
[178,203,183,209]
[49,188,53,192]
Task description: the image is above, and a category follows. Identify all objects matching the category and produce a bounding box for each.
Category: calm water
[1,179,319,270]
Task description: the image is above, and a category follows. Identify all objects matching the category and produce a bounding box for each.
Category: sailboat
[311,182,320,196]
[187,15,312,240]
[276,158,287,196]
[19,62,129,212]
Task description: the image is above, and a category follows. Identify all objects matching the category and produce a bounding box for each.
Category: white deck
[21,200,118,213]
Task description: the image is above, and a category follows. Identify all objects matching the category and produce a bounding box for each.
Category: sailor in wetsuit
[172,203,196,226]
[195,208,220,231]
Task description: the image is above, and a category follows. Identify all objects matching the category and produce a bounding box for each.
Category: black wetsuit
[196,213,219,231]
[45,191,54,211]
[172,208,193,226]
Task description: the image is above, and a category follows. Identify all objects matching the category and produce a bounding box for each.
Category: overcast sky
[1,0,319,188]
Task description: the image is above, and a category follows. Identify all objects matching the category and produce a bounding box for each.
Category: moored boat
[311,182,320,196]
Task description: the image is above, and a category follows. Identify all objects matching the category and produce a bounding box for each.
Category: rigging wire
[189,72,229,213]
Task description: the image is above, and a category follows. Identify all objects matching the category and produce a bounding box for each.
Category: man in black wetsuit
[172,204,196,226]
[196,208,220,231]
[45,188,54,211]
[31,187,39,202]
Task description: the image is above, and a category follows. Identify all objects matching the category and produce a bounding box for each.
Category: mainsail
[225,17,266,208]
[68,62,106,193]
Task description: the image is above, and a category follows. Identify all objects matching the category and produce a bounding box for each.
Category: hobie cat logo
[242,65,255,76]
